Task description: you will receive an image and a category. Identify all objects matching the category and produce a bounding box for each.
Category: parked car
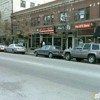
[4,44,26,54]
[33,45,64,58]
[63,43,100,64]
[0,44,7,51]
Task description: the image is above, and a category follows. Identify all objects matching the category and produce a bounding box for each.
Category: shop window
[20,0,26,8]
[86,37,94,43]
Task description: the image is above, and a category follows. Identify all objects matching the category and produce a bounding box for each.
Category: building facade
[0,0,38,44]
[12,0,100,49]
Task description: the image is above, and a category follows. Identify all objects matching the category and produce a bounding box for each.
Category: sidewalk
[25,49,34,55]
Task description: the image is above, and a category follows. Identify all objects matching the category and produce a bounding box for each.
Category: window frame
[20,0,26,8]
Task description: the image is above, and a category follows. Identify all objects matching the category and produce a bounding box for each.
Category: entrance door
[68,37,72,49]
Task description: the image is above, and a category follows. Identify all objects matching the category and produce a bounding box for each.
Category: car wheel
[76,58,83,62]
[48,53,53,58]
[34,51,38,56]
[22,52,25,54]
[88,55,96,64]
[65,53,71,60]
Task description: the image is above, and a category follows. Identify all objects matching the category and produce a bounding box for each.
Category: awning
[93,26,100,38]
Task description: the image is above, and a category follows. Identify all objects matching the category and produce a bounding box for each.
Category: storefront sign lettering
[75,23,94,29]
[38,27,54,33]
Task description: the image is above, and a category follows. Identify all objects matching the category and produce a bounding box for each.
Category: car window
[41,46,47,50]
[52,46,61,50]
[83,44,91,50]
[15,44,23,47]
[45,46,51,50]
[92,44,99,50]
[75,44,84,49]
[9,44,14,47]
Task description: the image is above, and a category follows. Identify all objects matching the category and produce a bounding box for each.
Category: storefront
[74,22,95,45]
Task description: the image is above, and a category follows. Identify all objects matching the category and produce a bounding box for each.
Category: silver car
[0,44,7,51]
[63,43,100,64]
[4,44,26,54]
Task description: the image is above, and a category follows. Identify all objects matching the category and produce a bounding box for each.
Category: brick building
[12,0,100,49]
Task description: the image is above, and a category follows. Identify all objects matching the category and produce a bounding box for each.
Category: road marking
[26,61,43,66]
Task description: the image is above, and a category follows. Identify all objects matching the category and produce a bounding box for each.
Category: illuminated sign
[38,27,54,34]
[75,22,94,29]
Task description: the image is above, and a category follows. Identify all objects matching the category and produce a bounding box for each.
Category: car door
[82,44,91,58]
[43,46,51,55]
[71,44,84,57]
[7,44,12,52]
[38,45,47,55]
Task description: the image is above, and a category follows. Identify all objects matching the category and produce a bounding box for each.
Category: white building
[0,0,36,21]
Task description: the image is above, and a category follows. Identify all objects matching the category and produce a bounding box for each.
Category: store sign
[75,22,94,29]
[57,25,71,30]
[38,27,54,33]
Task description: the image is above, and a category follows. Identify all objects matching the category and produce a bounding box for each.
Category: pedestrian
[42,41,45,46]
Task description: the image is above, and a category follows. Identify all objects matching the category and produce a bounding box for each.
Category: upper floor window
[43,14,54,25]
[20,0,26,8]
[31,17,40,27]
[30,2,35,7]
[74,7,90,21]
[60,12,68,23]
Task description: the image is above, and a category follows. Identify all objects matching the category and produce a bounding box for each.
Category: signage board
[75,22,95,29]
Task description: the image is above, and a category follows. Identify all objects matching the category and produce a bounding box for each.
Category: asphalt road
[0,52,100,100]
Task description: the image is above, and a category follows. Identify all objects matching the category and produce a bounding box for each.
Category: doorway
[68,37,72,48]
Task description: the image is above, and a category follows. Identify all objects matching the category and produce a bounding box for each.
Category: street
[0,52,100,100]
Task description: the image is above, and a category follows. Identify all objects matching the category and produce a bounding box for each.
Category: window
[74,10,78,21]
[83,44,91,50]
[79,8,85,20]
[31,17,40,27]
[92,44,99,50]
[86,7,90,20]
[75,44,84,49]
[20,0,26,7]
[74,7,90,21]
[43,14,54,25]
[60,12,68,22]
[30,2,35,7]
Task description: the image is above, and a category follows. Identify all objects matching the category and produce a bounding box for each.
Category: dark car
[33,45,64,58]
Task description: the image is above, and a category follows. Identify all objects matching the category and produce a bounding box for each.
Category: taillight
[17,48,20,50]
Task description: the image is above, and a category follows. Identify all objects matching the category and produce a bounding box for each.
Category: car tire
[65,53,71,60]
[76,58,83,62]
[22,52,25,54]
[48,53,53,58]
[34,51,38,56]
[88,55,96,64]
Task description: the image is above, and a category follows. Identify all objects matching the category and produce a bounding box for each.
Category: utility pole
[11,0,13,43]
